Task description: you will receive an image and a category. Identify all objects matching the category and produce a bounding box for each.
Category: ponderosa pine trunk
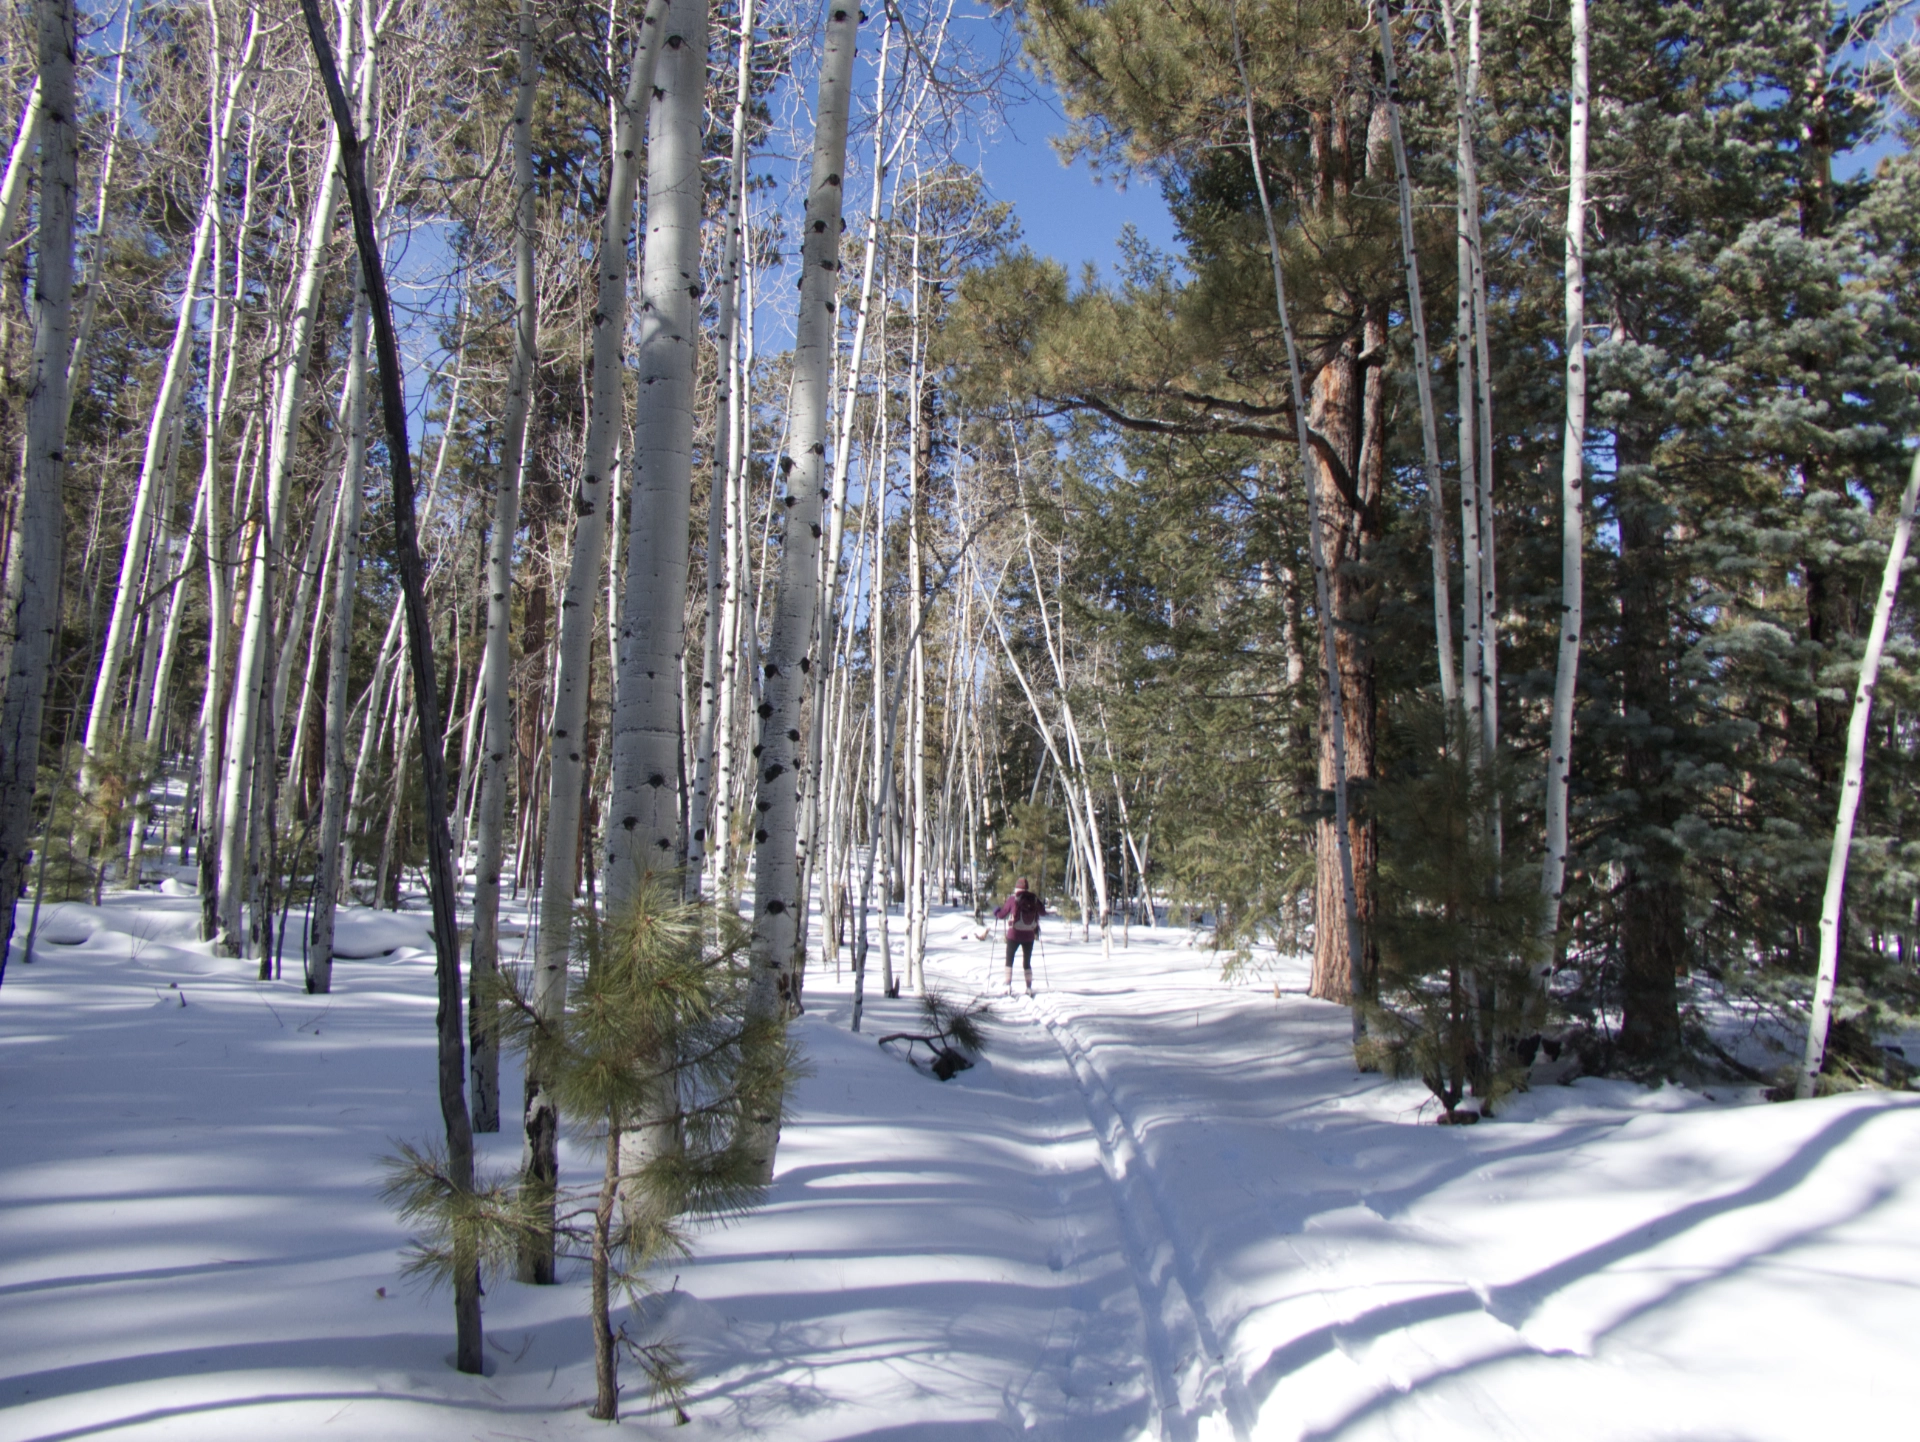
[0,0,76,978]
[1231,23,1367,1021]
[742,0,862,1178]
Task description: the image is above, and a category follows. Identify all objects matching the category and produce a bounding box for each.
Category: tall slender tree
[469,0,540,1135]
[525,0,671,1283]
[742,0,862,1178]
[0,0,77,978]
[1540,0,1588,942]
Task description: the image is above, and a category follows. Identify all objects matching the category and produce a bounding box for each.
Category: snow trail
[1022,980,1249,1442]
[6,895,1920,1439]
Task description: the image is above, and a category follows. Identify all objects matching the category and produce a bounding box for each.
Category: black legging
[1005,935,1034,971]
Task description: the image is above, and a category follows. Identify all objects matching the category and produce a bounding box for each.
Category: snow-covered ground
[4,891,1919,1440]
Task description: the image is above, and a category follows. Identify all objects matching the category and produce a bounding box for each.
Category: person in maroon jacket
[993,877,1045,994]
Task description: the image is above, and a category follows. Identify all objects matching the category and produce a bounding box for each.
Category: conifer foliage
[383,882,796,1421]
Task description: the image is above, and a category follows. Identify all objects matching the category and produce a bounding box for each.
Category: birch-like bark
[1539,0,1588,939]
[142,466,206,752]
[1374,0,1455,709]
[1443,0,1485,739]
[81,17,260,809]
[606,0,709,905]
[216,21,355,952]
[691,0,753,893]
[795,24,897,971]
[306,276,370,996]
[1799,449,1920,1098]
[525,0,671,1282]
[0,0,76,975]
[1232,17,1366,1018]
[0,77,41,258]
[1467,0,1499,760]
[743,0,860,1172]
[906,220,929,990]
[470,0,538,1135]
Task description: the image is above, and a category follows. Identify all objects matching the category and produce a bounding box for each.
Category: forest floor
[3,886,1919,1440]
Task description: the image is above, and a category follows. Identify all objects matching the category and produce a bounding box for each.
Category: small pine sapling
[383,880,798,1421]
[877,989,996,1080]
[1360,708,1544,1121]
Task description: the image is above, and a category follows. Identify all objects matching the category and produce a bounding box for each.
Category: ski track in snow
[4,890,1920,1440]
[1023,985,1246,1442]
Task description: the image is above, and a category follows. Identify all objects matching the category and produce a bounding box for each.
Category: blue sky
[972,89,1180,280]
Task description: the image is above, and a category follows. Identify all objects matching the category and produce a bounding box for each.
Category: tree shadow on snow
[1242,1100,1910,1437]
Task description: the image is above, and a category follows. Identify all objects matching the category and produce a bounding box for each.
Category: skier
[994,877,1045,995]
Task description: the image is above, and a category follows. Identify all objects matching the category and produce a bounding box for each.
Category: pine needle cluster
[1359,707,1545,1119]
[382,880,799,1421]
[877,989,996,1080]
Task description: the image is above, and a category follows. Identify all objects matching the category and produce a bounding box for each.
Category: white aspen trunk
[0,0,75,969]
[1799,449,1920,1098]
[1232,24,1367,1018]
[470,0,538,1135]
[691,0,753,894]
[80,19,260,804]
[306,274,370,996]
[1439,0,1491,739]
[0,77,41,258]
[1374,0,1455,709]
[1539,0,1588,938]
[907,273,929,992]
[534,0,669,964]
[1016,483,1111,954]
[524,0,672,1282]
[1467,0,1499,759]
[868,453,892,997]
[217,21,357,952]
[143,466,207,751]
[282,459,348,817]
[606,0,709,907]
[744,0,861,1096]
[125,466,174,744]
[62,0,134,421]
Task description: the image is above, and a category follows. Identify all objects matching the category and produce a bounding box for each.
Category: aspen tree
[742,2,862,1138]
[606,0,710,906]
[526,0,671,1283]
[1373,0,1454,709]
[79,12,261,830]
[1800,449,1920,1098]
[470,0,539,1134]
[306,274,370,997]
[691,0,754,895]
[1540,0,1588,941]
[0,78,41,257]
[217,9,360,953]
[0,0,76,974]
